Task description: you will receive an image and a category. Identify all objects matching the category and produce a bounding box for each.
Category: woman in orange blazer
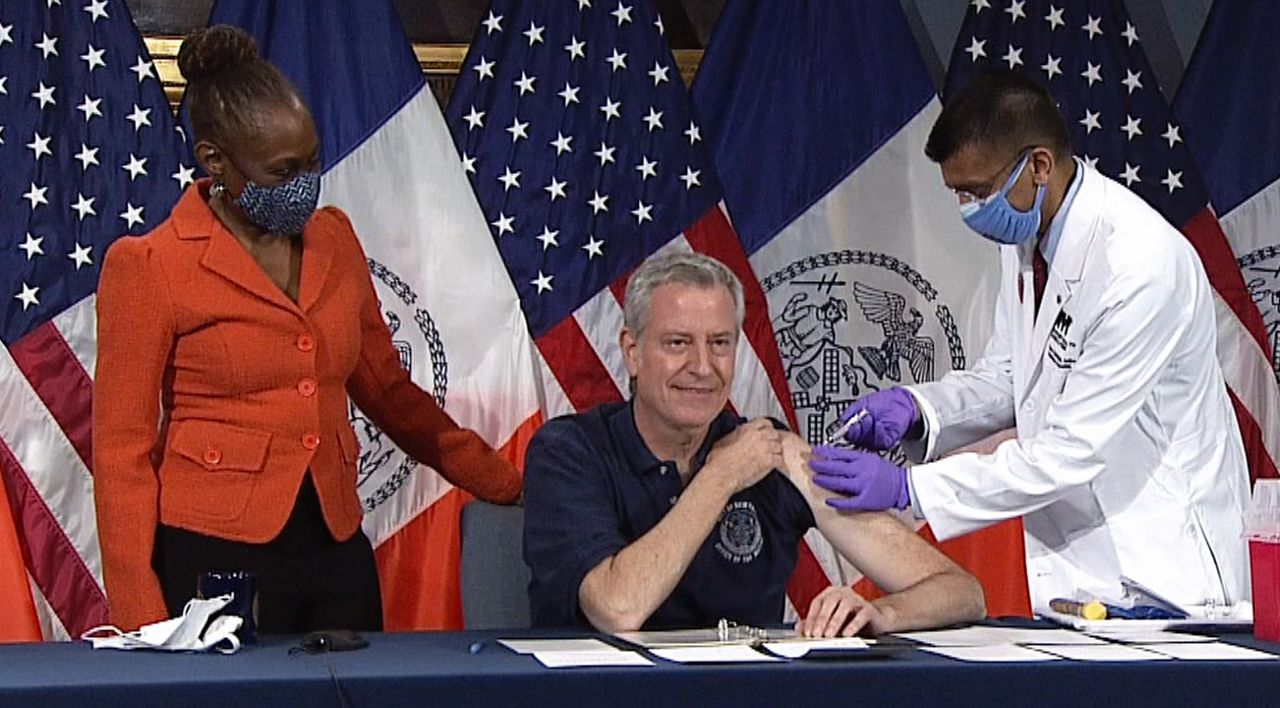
[92,26,520,633]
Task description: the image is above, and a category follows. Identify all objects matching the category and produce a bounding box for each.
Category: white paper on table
[650,645,782,663]
[1084,630,1215,645]
[761,637,868,659]
[921,645,1061,662]
[1141,642,1280,661]
[1027,643,1170,662]
[498,638,621,654]
[895,626,1104,647]
[532,650,654,668]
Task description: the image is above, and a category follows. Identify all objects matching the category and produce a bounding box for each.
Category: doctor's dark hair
[925,69,1072,164]
[622,253,745,341]
[177,25,304,147]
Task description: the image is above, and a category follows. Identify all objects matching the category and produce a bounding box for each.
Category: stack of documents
[894,626,1278,663]
[497,630,884,666]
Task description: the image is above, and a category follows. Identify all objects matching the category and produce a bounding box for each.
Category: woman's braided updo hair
[177,25,303,147]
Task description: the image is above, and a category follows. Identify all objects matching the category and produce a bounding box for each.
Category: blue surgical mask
[959,154,1046,245]
[235,170,321,236]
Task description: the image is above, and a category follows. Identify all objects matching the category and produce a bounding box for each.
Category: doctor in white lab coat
[809,70,1250,612]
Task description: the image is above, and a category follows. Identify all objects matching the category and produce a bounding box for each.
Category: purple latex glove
[809,445,910,512]
[835,388,918,450]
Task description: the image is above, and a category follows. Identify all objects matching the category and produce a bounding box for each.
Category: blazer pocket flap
[171,421,272,471]
[337,426,361,464]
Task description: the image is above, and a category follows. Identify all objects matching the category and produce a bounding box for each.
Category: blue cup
[197,571,257,644]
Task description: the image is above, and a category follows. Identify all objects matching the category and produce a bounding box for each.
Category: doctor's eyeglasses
[951,146,1037,205]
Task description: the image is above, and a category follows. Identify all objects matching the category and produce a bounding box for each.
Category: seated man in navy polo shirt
[523,252,986,635]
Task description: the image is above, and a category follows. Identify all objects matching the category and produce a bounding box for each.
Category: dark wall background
[126,0,1212,99]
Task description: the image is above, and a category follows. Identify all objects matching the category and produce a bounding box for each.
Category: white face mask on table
[80,594,243,654]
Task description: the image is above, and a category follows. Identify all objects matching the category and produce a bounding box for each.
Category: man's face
[940,143,1042,213]
[621,282,738,437]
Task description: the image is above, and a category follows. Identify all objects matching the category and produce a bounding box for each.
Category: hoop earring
[210,181,226,198]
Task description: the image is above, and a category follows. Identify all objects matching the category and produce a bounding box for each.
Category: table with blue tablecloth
[1,629,1278,707]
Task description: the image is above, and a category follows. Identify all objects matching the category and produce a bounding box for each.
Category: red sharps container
[1247,480,1280,642]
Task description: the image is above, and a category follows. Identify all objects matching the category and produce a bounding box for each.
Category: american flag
[446,0,839,611]
[0,0,190,639]
[947,0,1280,480]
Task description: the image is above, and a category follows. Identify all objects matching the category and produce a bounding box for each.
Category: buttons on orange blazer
[297,378,317,397]
[296,333,315,352]
[301,432,320,450]
[202,448,222,465]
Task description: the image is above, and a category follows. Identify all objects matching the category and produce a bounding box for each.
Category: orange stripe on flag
[376,411,542,631]
[0,465,42,643]
[851,519,1032,618]
[933,521,1031,618]
[376,487,469,631]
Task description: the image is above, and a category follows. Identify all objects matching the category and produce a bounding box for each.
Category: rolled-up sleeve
[522,419,628,628]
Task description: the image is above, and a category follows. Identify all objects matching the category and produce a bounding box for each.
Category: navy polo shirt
[523,401,815,630]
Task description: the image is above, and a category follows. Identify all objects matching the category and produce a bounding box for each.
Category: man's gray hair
[622,251,745,339]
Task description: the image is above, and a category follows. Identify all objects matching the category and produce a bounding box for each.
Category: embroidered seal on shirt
[716,500,764,564]
[761,251,966,448]
[350,258,449,520]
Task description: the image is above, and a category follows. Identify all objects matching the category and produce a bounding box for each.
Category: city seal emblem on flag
[348,258,450,513]
[1240,246,1280,378]
[762,250,967,446]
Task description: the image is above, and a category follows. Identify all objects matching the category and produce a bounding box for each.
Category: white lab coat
[904,162,1250,611]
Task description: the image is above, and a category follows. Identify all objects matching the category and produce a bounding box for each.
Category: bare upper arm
[778,433,964,593]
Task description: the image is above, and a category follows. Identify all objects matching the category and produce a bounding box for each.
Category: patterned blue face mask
[958,154,1046,246]
[235,170,321,236]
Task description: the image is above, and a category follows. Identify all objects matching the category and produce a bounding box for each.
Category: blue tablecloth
[1,630,1278,707]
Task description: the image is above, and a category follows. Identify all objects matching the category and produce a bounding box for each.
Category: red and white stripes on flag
[1184,212,1280,482]
[2,307,109,641]
[1,0,193,640]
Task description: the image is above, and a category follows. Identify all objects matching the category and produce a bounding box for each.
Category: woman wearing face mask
[91,25,521,633]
